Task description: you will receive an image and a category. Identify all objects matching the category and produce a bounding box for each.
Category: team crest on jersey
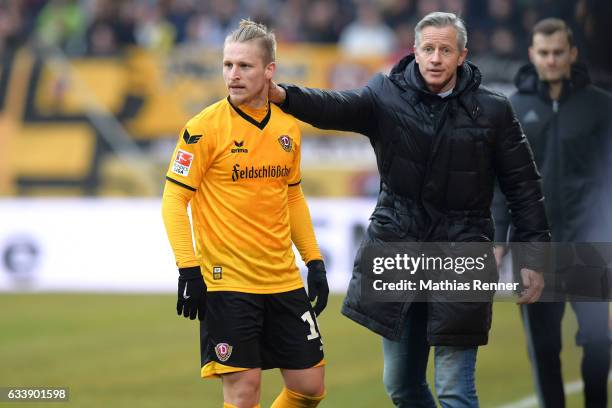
[278,135,293,152]
[172,150,194,176]
[215,343,233,362]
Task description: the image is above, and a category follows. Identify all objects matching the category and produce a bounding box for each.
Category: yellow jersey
[165,97,308,294]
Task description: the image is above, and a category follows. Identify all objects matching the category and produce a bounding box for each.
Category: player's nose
[229,66,240,79]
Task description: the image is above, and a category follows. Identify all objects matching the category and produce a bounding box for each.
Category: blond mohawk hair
[225,19,276,64]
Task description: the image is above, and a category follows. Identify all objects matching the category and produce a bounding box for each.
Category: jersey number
[301,311,320,341]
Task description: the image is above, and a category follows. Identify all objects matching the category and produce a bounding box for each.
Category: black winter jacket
[493,63,612,243]
[281,55,550,345]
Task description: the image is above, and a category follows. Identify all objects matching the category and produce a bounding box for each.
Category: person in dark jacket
[270,12,550,408]
[493,18,612,408]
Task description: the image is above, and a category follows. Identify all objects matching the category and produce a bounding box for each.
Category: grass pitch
[0,294,608,407]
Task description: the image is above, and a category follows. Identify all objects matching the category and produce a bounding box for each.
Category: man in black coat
[270,12,550,407]
[494,18,612,408]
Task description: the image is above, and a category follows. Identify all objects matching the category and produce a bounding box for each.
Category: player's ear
[265,61,276,80]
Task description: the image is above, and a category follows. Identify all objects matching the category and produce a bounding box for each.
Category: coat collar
[513,62,591,102]
[389,54,481,95]
[389,54,482,120]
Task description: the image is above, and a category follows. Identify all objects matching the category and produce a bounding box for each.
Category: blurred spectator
[472,26,523,86]
[0,1,26,55]
[36,0,84,52]
[475,0,523,39]
[182,13,224,48]
[243,0,276,30]
[84,0,135,56]
[382,0,414,29]
[388,21,415,64]
[339,1,396,57]
[165,0,194,44]
[302,0,341,43]
[468,0,527,59]
[209,0,241,42]
[16,0,48,35]
[575,0,612,89]
[416,0,441,18]
[488,0,514,24]
[467,28,489,55]
[489,26,517,58]
[533,0,575,22]
[115,1,137,46]
[520,6,539,41]
[440,0,465,16]
[466,0,526,83]
[274,0,305,43]
[133,2,175,52]
[86,20,118,55]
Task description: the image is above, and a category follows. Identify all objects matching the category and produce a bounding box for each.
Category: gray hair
[415,12,468,51]
[225,19,276,64]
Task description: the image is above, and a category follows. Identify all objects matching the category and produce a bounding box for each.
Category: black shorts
[200,287,324,378]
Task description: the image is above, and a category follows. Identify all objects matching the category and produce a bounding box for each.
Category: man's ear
[265,61,276,80]
[458,48,468,66]
[528,46,535,64]
[570,46,578,64]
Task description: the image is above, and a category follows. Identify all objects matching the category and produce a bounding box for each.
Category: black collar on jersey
[227,96,271,130]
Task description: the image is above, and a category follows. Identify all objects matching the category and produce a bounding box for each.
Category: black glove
[177,266,207,321]
[306,260,329,316]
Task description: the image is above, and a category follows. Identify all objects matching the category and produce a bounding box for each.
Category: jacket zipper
[551,99,564,236]
[420,102,451,240]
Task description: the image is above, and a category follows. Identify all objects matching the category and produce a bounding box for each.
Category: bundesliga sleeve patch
[172,149,194,176]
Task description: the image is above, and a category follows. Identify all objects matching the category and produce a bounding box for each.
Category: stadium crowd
[0,0,610,87]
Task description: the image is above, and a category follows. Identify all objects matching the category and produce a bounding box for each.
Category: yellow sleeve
[161,180,199,268]
[287,122,302,186]
[288,184,322,264]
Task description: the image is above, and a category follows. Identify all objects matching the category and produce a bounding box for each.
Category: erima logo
[523,110,539,124]
[231,164,291,182]
[183,129,202,144]
[231,140,249,153]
